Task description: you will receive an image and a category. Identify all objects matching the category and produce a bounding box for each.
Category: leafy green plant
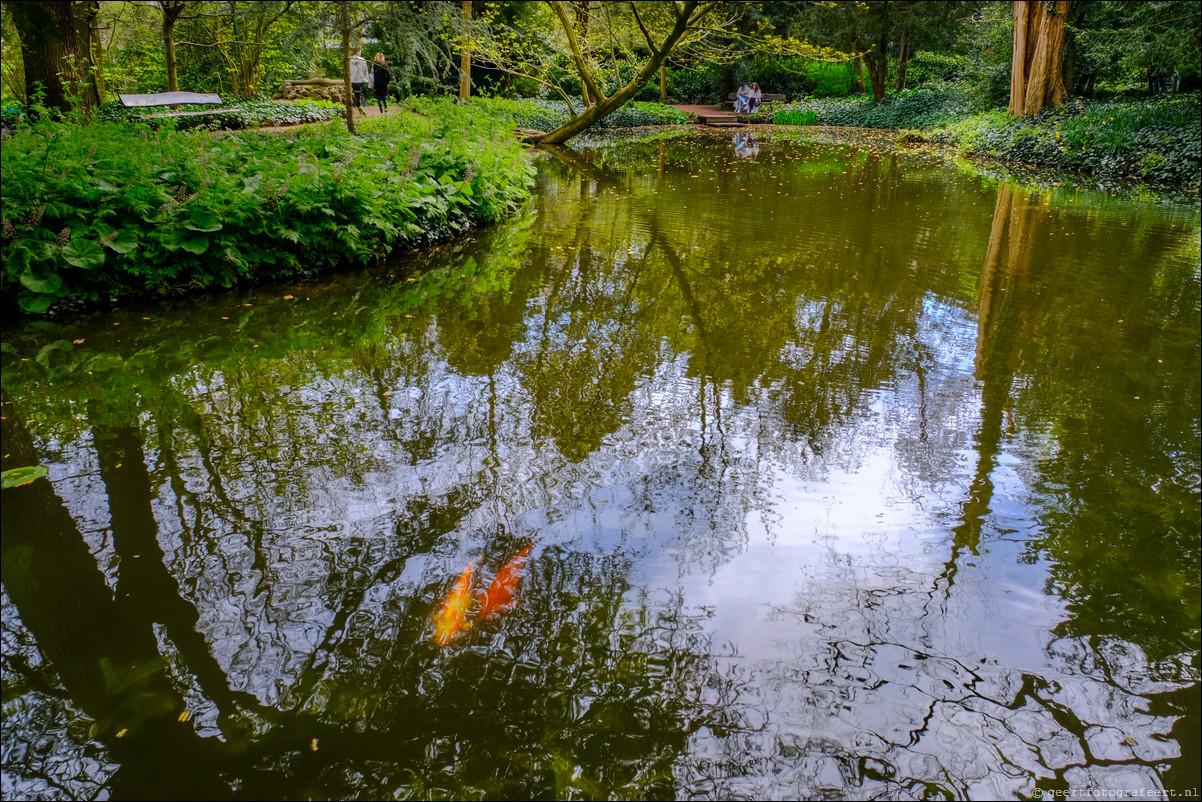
[1,465,48,488]
[1,97,535,314]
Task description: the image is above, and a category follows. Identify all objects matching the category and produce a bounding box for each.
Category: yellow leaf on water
[311,738,319,751]
[178,711,191,723]
[116,729,127,738]
[283,295,295,300]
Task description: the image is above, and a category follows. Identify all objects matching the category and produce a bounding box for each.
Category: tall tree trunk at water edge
[7,0,93,115]
[459,0,471,99]
[1009,0,1071,116]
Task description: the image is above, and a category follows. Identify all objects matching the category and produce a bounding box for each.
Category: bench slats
[135,109,238,120]
[727,93,786,101]
[118,92,224,108]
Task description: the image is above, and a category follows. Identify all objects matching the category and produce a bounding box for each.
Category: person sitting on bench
[748,82,763,114]
[734,82,752,113]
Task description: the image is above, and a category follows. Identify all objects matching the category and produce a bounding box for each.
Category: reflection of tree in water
[3,138,1199,798]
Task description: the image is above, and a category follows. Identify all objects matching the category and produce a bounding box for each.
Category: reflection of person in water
[733,132,759,161]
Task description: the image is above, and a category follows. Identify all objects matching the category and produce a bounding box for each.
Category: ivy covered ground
[769,91,1201,189]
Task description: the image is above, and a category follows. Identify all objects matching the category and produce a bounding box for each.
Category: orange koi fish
[433,563,475,646]
[478,543,533,620]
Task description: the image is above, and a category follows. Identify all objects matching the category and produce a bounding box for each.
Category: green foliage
[473,97,689,132]
[932,94,1202,186]
[773,90,971,130]
[1,97,534,314]
[95,99,344,131]
[1,465,48,488]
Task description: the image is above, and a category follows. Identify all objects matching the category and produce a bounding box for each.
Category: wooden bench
[118,92,237,121]
[727,92,785,114]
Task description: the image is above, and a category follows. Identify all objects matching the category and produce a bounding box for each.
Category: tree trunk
[660,63,666,101]
[863,44,887,100]
[1009,0,1071,116]
[894,28,909,91]
[851,56,866,93]
[164,16,178,92]
[535,4,697,144]
[340,1,355,134]
[75,0,103,103]
[459,0,471,99]
[11,0,91,115]
[574,0,596,106]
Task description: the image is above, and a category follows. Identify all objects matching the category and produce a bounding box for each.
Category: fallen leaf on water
[178,711,191,723]
[115,729,127,738]
[284,294,295,300]
[311,738,319,751]
[73,339,85,344]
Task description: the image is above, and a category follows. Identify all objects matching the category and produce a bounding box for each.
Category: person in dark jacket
[372,52,392,114]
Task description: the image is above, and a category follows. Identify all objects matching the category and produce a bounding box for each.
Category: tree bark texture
[10,0,93,114]
[459,0,471,99]
[1009,0,1071,116]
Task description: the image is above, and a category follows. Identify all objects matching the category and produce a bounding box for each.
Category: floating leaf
[2,465,48,489]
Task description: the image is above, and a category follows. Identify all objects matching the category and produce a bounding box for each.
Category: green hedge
[1,97,534,314]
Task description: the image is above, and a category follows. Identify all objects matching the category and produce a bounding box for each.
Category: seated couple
[735,82,762,114]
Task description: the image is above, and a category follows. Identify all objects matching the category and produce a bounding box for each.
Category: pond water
[2,131,1199,801]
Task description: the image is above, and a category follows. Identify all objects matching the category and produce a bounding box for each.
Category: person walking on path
[372,52,392,114]
[350,49,370,115]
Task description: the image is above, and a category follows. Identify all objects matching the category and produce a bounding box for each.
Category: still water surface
[2,132,1199,800]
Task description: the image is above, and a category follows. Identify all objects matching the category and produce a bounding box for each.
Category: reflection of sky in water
[3,136,1198,800]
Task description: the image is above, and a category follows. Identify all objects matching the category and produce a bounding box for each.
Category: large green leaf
[171,230,210,254]
[2,465,48,489]
[109,228,139,254]
[19,295,54,314]
[185,208,224,232]
[19,268,63,294]
[63,238,106,269]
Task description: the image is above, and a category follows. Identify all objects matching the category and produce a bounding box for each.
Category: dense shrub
[932,94,1202,186]
[1,98,534,314]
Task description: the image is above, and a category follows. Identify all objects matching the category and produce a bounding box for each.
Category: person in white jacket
[350,49,370,115]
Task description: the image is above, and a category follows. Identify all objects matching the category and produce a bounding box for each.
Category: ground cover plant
[0,97,534,314]
[94,99,345,131]
[772,90,1201,188]
[476,96,691,133]
[930,94,1202,187]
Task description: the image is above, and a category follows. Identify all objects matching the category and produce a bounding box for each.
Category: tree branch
[628,2,659,55]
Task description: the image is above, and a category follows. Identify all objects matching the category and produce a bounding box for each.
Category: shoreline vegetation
[2,91,1198,317]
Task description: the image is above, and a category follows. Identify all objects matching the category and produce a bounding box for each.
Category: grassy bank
[772,91,1201,188]
[1,97,535,315]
